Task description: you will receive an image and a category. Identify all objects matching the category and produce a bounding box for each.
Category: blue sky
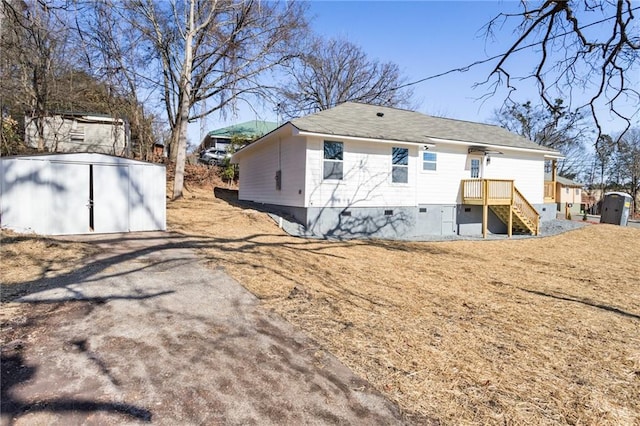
[190,1,638,145]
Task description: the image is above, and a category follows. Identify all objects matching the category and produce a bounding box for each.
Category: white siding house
[0,153,165,235]
[232,102,562,239]
[25,113,127,155]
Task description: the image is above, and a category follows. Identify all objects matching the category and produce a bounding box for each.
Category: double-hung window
[423,152,437,171]
[323,141,343,180]
[392,147,409,183]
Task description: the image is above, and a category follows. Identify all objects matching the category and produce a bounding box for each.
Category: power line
[392,6,640,92]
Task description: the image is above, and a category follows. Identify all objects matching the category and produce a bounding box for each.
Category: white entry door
[93,164,130,233]
[470,156,484,178]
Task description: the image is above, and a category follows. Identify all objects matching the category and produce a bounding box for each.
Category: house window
[575,188,579,195]
[392,147,408,183]
[470,158,480,178]
[323,141,343,180]
[565,188,569,194]
[422,152,437,171]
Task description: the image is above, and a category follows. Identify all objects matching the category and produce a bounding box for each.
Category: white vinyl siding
[306,137,417,208]
[482,152,545,204]
[415,146,545,205]
[236,129,549,211]
[416,146,469,204]
[237,135,306,207]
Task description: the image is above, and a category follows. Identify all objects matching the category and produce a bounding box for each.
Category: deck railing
[461,179,513,205]
[513,186,540,235]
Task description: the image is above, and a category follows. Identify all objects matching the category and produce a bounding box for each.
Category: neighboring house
[581,191,598,215]
[231,102,562,239]
[555,176,583,217]
[25,113,127,155]
[199,120,279,152]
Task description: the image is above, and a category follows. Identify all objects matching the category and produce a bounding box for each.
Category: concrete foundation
[258,202,552,240]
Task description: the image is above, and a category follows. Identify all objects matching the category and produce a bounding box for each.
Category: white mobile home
[232,102,562,239]
[0,153,165,235]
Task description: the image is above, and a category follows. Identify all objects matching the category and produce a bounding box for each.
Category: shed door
[93,165,130,233]
[46,162,91,235]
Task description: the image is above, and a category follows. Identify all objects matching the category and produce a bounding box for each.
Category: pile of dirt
[166,187,640,425]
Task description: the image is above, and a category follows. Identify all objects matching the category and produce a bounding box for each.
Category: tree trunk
[168,124,180,163]
[172,0,195,200]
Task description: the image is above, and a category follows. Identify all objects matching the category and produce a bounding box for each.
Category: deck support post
[482,179,488,238]
[508,182,514,238]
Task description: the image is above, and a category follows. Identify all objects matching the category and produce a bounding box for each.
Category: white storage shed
[0,153,166,235]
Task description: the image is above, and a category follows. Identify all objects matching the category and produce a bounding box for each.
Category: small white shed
[0,153,166,235]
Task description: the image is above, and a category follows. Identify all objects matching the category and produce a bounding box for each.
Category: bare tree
[72,1,159,160]
[493,99,589,177]
[594,133,615,197]
[609,128,640,212]
[0,0,71,151]
[484,1,639,138]
[112,0,307,199]
[278,37,414,118]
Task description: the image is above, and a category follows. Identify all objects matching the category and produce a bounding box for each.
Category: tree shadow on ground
[0,353,152,424]
[519,288,640,320]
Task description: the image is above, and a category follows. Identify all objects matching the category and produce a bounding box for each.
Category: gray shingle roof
[557,176,583,187]
[291,102,559,153]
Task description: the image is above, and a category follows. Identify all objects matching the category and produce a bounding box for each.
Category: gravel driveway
[1,232,406,425]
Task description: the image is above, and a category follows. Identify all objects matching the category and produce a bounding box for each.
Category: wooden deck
[461,179,540,238]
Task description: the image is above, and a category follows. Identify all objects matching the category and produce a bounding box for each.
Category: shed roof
[291,102,560,153]
[0,152,164,167]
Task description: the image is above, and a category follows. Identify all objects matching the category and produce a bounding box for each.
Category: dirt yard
[167,186,640,425]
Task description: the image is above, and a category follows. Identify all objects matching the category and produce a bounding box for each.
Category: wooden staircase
[461,179,540,237]
[490,205,537,234]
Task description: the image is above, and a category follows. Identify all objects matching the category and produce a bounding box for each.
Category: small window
[565,188,569,194]
[323,141,343,180]
[470,158,480,178]
[575,188,579,195]
[423,152,437,171]
[392,147,408,183]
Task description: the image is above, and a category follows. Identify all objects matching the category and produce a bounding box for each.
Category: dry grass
[0,230,99,320]
[168,186,640,425]
[0,231,98,286]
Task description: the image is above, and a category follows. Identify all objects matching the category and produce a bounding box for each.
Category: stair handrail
[513,186,540,235]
